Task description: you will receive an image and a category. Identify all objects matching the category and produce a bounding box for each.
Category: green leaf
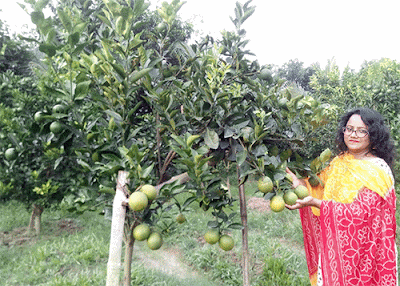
[207,221,219,228]
[77,159,91,169]
[31,11,45,25]
[182,196,197,210]
[111,62,126,79]
[105,110,123,123]
[54,157,63,170]
[186,134,201,148]
[264,192,275,200]
[35,0,50,10]
[236,149,247,166]
[131,67,152,83]
[224,127,235,138]
[171,134,186,148]
[74,22,87,34]
[240,8,255,24]
[57,8,72,32]
[227,223,244,230]
[140,164,154,179]
[74,81,91,100]
[97,15,112,27]
[68,32,80,46]
[204,128,219,149]
[39,43,56,57]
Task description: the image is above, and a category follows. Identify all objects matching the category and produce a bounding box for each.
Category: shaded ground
[0,218,83,248]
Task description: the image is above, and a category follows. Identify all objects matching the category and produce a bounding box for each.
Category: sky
[2,0,400,71]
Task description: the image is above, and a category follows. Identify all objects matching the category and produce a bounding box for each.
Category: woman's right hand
[285,167,306,188]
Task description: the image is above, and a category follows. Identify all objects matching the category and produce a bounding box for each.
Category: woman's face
[343,114,371,156]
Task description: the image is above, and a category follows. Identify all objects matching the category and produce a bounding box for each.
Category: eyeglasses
[342,126,369,138]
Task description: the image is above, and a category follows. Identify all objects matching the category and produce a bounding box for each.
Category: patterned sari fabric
[299,153,398,286]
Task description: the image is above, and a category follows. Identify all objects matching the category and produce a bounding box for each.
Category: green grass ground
[1,178,398,285]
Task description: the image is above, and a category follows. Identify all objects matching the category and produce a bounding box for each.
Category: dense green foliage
[0,19,35,76]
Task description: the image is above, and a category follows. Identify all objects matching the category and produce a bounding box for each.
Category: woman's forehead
[346,114,367,127]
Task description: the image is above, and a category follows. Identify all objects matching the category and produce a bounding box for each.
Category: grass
[0,180,311,286]
[5,175,398,285]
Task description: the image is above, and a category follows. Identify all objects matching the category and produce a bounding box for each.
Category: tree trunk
[106,171,129,286]
[27,204,44,236]
[156,113,162,178]
[237,167,250,286]
[123,225,135,286]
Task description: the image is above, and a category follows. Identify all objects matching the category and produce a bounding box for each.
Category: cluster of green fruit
[128,184,158,211]
[34,104,66,135]
[129,184,163,250]
[132,224,163,250]
[203,229,235,251]
[257,176,309,212]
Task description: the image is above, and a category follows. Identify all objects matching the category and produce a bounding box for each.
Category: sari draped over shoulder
[299,153,398,286]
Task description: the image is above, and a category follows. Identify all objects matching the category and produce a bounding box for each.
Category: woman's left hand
[285,196,322,210]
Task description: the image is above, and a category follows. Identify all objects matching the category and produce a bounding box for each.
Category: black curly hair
[335,107,396,168]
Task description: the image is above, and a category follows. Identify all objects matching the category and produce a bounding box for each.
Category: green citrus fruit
[147,232,163,250]
[270,145,279,156]
[218,235,234,251]
[270,195,285,212]
[87,132,96,142]
[133,224,151,241]
[128,191,148,212]
[283,191,298,205]
[5,148,17,161]
[204,229,220,245]
[52,104,65,114]
[257,176,274,193]
[176,213,186,224]
[278,97,288,107]
[140,184,157,201]
[308,176,319,187]
[34,111,44,122]
[294,185,309,199]
[50,121,63,134]
[258,68,273,82]
[156,22,167,32]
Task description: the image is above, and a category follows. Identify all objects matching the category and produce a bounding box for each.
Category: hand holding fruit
[285,196,322,210]
[285,167,306,188]
[285,167,321,210]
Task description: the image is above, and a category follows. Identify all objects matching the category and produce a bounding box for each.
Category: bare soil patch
[247,197,270,213]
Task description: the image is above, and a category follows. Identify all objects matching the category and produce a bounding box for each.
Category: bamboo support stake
[106,171,129,286]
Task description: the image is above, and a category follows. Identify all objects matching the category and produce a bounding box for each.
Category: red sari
[299,154,398,285]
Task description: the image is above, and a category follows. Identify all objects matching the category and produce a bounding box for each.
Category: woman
[286,107,398,286]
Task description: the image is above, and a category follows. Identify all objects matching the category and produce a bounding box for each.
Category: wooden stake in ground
[106,171,129,286]
[237,166,250,286]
